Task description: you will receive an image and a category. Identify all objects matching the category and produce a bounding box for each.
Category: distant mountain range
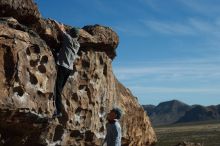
[143,100,220,126]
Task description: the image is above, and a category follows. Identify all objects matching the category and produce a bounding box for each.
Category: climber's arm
[53,20,66,34]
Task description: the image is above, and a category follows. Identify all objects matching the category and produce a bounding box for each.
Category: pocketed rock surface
[0,0,156,145]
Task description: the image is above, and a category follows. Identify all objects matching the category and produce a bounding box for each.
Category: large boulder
[80,25,119,58]
[0,0,118,59]
[0,0,157,145]
[30,20,119,59]
[116,81,156,145]
[0,0,41,24]
[0,17,156,146]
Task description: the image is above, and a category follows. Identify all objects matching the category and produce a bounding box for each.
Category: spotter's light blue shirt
[105,120,121,146]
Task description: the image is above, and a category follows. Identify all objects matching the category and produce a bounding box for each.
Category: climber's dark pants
[55,65,71,114]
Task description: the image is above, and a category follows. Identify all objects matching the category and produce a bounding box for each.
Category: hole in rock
[85,130,94,142]
[82,72,88,80]
[26,48,31,55]
[75,107,83,115]
[53,125,64,141]
[100,106,104,114]
[99,56,104,65]
[70,130,81,138]
[37,90,44,96]
[99,126,104,132]
[48,93,53,100]
[38,107,43,114]
[103,64,107,76]
[38,64,46,73]
[82,60,90,68]
[76,122,80,126]
[81,116,86,120]
[29,44,40,54]
[72,93,78,102]
[94,73,99,80]
[66,99,70,106]
[13,86,24,96]
[79,85,86,90]
[29,72,38,85]
[3,45,15,85]
[40,55,48,64]
[30,59,39,67]
[15,72,19,82]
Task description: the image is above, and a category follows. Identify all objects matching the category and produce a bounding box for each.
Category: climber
[52,20,80,118]
[102,108,122,146]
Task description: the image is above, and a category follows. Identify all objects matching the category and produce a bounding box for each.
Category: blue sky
[35,0,220,106]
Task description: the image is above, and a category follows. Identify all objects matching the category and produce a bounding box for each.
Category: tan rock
[30,19,119,59]
[0,0,41,25]
[80,25,119,59]
[0,18,56,112]
[0,1,156,144]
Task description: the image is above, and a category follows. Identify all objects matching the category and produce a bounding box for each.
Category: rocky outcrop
[116,81,156,145]
[0,1,156,145]
[30,20,118,59]
[0,0,41,24]
[0,17,56,110]
[81,25,119,58]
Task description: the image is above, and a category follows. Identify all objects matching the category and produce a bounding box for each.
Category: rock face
[81,25,119,59]
[0,0,41,24]
[0,17,56,111]
[30,20,119,59]
[0,1,156,146]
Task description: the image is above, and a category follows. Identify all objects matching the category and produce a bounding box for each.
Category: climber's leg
[61,67,71,88]
[54,65,71,117]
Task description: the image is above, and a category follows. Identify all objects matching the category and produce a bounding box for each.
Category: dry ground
[154,121,220,146]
